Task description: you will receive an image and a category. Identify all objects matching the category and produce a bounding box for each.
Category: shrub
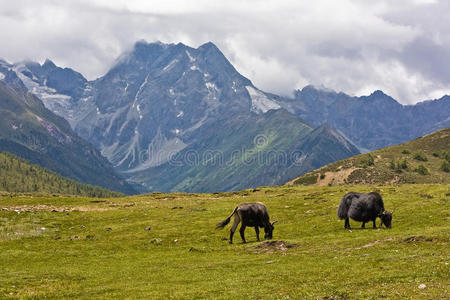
[398,159,408,170]
[359,154,374,168]
[294,174,318,185]
[442,151,449,162]
[413,150,428,162]
[440,160,450,173]
[320,173,326,179]
[402,149,411,154]
[389,159,408,172]
[413,164,430,175]
[389,159,396,170]
[432,152,440,157]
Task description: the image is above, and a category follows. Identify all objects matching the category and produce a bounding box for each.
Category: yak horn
[391,208,395,214]
[271,220,278,225]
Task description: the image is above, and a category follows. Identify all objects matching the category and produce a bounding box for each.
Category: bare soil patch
[2,204,121,213]
[403,236,439,243]
[317,168,359,186]
[347,238,394,250]
[255,241,298,253]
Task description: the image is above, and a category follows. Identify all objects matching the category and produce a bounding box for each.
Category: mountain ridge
[1,40,448,192]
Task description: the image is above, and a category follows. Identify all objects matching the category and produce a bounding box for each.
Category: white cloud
[0,0,448,104]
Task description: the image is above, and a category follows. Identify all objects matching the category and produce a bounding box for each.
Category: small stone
[266,260,276,264]
[150,238,162,245]
[174,239,178,243]
[105,227,112,231]
[2,208,8,211]
[418,284,426,289]
[80,225,86,229]
[145,226,152,231]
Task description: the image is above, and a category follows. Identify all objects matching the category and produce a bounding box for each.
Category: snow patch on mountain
[245,86,281,114]
[163,59,179,71]
[186,50,195,63]
[12,63,75,115]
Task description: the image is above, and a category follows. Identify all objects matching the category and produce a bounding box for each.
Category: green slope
[0,81,135,194]
[0,184,448,298]
[0,152,122,197]
[128,109,359,192]
[289,127,450,186]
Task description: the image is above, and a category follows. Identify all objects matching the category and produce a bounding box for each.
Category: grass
[0,184,449,299]
[290,127,450,186]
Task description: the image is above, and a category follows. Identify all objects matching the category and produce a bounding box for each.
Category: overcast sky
[0,0,449,104]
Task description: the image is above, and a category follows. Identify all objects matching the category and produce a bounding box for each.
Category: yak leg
[361,222,365,229]
[239,225,247,243]
[229,216,240,244]
[372,219,377,229]
[255,227,260,241]
[344,217,351,229]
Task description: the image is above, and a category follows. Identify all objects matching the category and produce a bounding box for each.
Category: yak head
[379,210,394,228]
[264,220,278,239]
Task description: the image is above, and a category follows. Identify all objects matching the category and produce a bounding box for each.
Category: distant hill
[0,81,135,194]
[288,127,450,186]
[0,152,123,197]
[278,85,450,152]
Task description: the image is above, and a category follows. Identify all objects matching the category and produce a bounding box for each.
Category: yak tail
[337,193,355,219]
[216,207,238,229]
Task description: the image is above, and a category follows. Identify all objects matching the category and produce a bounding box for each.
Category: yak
[338,192,394,229]
[216,202,277,244]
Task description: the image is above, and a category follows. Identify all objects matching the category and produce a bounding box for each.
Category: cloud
[0,0,448,104]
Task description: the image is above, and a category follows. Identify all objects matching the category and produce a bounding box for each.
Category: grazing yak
[216,202,277,244]
[338,192,394,229]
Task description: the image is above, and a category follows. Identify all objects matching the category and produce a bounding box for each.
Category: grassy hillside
[289,127,450,186]
[130,110,359,193]
[0,152,123,197]
[0,184,448,298]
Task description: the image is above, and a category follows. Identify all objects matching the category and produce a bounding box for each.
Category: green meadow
[0,184,449,299]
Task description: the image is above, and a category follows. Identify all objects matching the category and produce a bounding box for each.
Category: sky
[0,0,449,104]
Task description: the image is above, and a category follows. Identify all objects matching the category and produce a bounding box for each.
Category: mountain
[0,42,359,192]
[288,127,450,186]
[129,110,359,192]
[0,81,135,194]
[278,85,450,152]
[0,152,123,197]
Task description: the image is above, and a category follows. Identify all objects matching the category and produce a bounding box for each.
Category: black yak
[216,202,277,244]
[338,192,394,229]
